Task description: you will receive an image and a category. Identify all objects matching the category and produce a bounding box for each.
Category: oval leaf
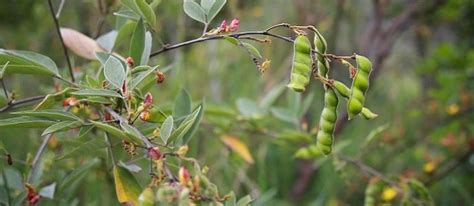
[130,19,146,66]
[71,89,122,98]
[41,120,83,136]
[0,117,56,128]
[220,134,254,164]
[136,0,157,27]
[207,0,226,23]
[104,56,126,88]
[60,28,105,60]
[113,165,142,206]
[183,0,207,24]
[160,116,174,143]
[0,49,59,76]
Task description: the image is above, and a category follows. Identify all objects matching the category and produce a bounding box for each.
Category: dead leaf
[60,28,105,60]
[220,135,254,164]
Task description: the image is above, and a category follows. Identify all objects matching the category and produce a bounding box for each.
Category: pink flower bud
[179,167,190,185]
[229,18,240,32]
[126,57,134,67]
[218,20,227,32]
[148,147,162,160]
[144,92,153,106]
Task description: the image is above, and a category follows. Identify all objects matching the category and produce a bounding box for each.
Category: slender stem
[0,95,45,113]
[1,79,8,99]
[27,134,53,183]
[55,0,66,18]
[54,75,80,88]
[150,30,293,57]
[105,107,153,148]
[104,133,117,166]
[338,155,403,193]
[201,23,209,37]
[48,0,75,83]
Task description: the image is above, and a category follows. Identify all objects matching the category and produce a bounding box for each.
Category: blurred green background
[0,0,473,205]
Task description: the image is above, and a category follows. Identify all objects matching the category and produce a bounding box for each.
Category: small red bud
[229,18,240,32]
[126,57,134,67]
[63,97,79,107]
[218,20,228,33]
[179,167,190,186]
[156,71,165,84]
[121,81,127,94]
[144,92,153,106]
[148,147,162,160]
[140,110,151,121]
[25,184,40,206]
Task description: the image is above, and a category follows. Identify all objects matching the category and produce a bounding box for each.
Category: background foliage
[0,0,473,205]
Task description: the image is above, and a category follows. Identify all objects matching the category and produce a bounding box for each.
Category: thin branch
[55,0,66,18]
[1,79,8,99]
[338,154,403,193]
[0,95,45,113]
[104,133,117,166]
[150,30,293,57]
[48,0,75,83]
[424,148,473,186]
[27,134,53,183]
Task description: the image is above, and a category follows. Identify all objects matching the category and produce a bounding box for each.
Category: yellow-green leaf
[220,135,254,164]
[113,166,142,206]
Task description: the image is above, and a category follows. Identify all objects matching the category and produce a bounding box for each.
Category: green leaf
[130,65,158,90]
[113,9,140,21]
[363,124,389,147]
[224,36,239,46]
[39,183,56,199]
[206,0,226,23]
[0,49,59,76]
[11,110,81,121]
[121,0,141,15]
[130,19,146,66]
[0,116,56,128]
[141,32,152,65]
[160,116,174,143]
[183,0,207,24]
[200,0,215,13]
[259,83,286,110]
[236,195,252,206]
[57,138,106,160]
[96,30,118,52]
[271,107,298,124]
[0,61,8,79]
[119,121,144,144]
[90,121,134,143]
[168,106,201,145]
[298,92,314,116]
[181,102,204,144]
[113,165,142,206]
[136,0,157,27]
[71,89,122,98]
[34,87,74,110]
[57,158,100,197]
[242,42,262,58]
[104,55,126,88]
[174,89,192,119]
[236,98,260,118]
[41,120,83,136]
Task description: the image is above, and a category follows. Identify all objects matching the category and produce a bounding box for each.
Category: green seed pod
[347,55,372,119]
[361,108,378,119]
[314,29,329,77]
[316,88,338,155]
[294,145,322,159]
[331,80,378,119]
[288,35,312,92]
[138,187,155,206]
